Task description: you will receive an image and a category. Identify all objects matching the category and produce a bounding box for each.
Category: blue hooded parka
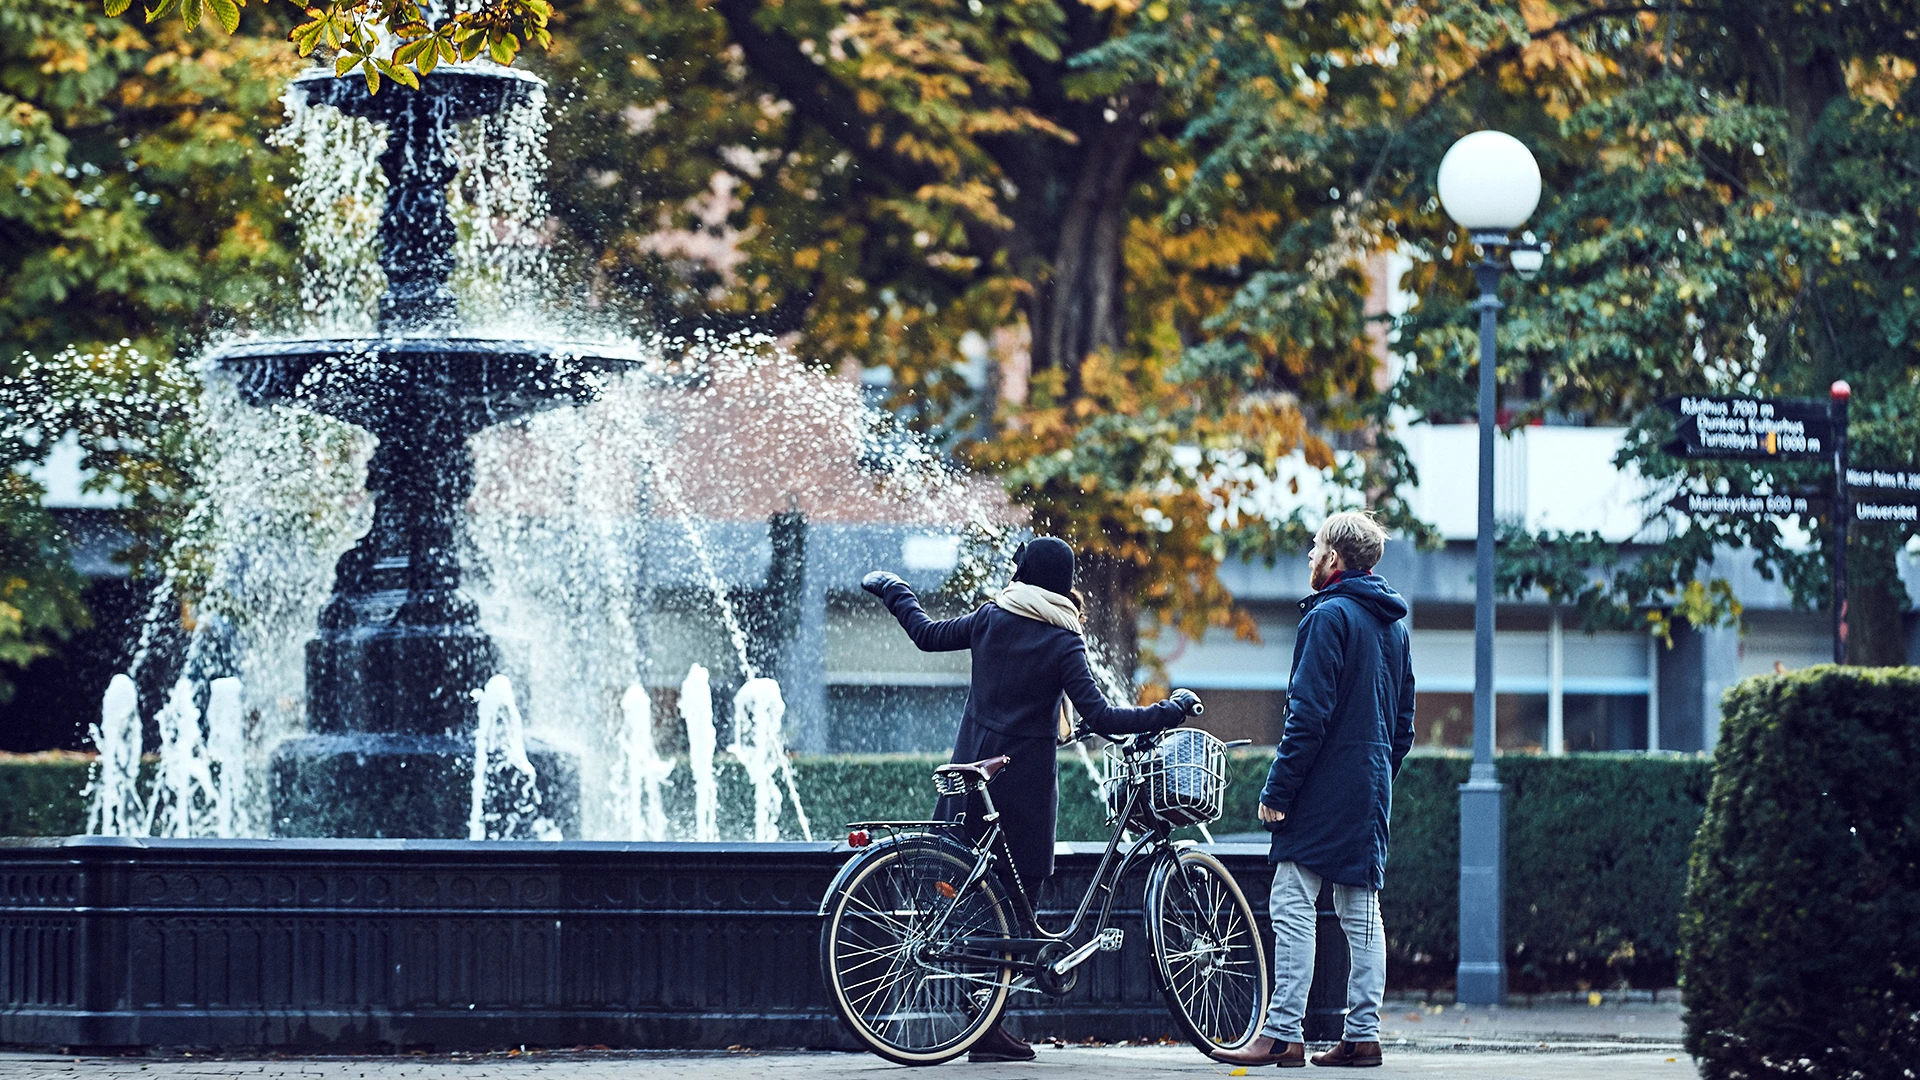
[1261,571,1417,889]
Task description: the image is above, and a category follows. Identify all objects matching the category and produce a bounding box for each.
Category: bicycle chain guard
[1033,940,1078,998]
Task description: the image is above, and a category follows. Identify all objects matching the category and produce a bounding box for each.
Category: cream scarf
[993,581,1083,635]
[993,582,1084,742]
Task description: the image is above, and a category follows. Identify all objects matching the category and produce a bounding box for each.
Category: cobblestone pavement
[0,1041,1697,1080]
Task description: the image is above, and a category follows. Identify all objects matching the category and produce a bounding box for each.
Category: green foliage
[1379,753,1712,991]
[0,752,92,835]
[0,1,300,672]
[1384,4,1920,653]
[1681,666,1920,1079]
[0,745,1708,991]
[0,0,298,362]
[0,476,89,700]
[98,0,553,91]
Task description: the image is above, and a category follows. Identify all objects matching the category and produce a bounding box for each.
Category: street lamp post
[1437,130,1544,1007]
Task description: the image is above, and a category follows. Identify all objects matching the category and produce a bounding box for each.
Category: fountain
[0,57,1282,1054]
[211,63,633,838]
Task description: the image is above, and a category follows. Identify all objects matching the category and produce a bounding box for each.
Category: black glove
[861,570,906,597]
[1168,688,1204,717]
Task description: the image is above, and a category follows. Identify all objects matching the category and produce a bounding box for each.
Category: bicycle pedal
[1097,928,1124,952]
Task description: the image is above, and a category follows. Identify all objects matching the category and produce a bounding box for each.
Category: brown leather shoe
[1310,1040,1382,1067]
[1210,1034,1307,1068]
[967,1020,1036,1063]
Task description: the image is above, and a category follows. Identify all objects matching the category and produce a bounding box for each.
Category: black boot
[968,1020,1036,1062]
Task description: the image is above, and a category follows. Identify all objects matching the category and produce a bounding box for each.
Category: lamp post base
[1457,775,1506,1005]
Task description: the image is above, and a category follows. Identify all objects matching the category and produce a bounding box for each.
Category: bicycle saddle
[933,755,1012,784]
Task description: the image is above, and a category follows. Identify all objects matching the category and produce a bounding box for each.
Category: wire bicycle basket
[1102,728,1229,829]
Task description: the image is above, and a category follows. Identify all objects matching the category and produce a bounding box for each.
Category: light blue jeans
[1258,861,1386,1043]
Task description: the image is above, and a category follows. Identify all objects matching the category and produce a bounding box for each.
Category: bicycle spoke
[1152,856,1267,1050]
[826,841,1015,1062]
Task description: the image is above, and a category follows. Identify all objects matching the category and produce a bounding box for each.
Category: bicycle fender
[815,832,977,916]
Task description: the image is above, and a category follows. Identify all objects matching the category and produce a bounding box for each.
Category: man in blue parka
[1214,511,1416,1069]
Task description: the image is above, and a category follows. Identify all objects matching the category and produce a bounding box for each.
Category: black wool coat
[874,580,1181,890]
[1261,571,1417,890]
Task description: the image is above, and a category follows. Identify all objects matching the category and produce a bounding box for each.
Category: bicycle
[817,720,1271,1065]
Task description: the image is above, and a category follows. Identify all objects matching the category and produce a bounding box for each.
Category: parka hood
[1300,571,1409,624]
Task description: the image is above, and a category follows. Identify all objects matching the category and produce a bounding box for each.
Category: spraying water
[53,57,1022,843]
[613,684,674,841]
[145,678,216,837]
[681,664,718,842]
[204,677,250,838]
[86,675,144,836]
[728,678,811,842]
[469,675,562,841]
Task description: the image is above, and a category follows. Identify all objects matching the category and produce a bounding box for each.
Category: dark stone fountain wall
[0,839,1350,1051]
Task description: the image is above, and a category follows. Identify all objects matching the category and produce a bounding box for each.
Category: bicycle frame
[912,762,1181,980]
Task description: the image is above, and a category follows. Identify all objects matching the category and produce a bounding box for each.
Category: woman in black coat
[861,537,1199,1062]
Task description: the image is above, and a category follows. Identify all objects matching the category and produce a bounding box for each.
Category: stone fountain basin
[0,837,1300,1051]
[209,337,650,433]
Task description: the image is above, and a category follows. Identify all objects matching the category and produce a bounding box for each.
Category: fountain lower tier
[0,839,1324,1050]
[210,336,645,838]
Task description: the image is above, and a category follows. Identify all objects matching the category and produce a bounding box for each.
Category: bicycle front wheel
[1145,848,1270,1054]
[820,839,1016,1065]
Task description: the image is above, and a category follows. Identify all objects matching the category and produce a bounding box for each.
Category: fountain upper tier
[213,336,649,437]
[291,61,546,335]
[202,61,632,837]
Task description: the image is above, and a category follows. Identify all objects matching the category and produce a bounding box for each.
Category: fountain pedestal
[211,65,636,838]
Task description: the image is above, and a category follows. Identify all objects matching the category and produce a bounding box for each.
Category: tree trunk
[1848,535,1909,666]
[992,97,1147,677]
[1023,117,1138,393]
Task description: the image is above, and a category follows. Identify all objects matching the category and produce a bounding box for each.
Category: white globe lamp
[1437,130,1541,239]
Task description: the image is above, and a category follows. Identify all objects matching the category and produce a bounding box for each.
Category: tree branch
[1356,4,1728,203]
[713,0,942,194]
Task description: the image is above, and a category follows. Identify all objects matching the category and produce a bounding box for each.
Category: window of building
[1561,694,1649,752]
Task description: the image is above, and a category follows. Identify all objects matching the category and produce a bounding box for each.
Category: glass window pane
[1562,694,1649,752]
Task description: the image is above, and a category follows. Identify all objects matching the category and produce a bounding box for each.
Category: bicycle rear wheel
[1145,848,1270,1054]
[820,838,1016,1065]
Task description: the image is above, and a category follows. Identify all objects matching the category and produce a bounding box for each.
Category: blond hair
[1318,510,1388,571]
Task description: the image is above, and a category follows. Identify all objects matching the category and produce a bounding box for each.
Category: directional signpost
[1665,492,1830,519]
[1662,393,1833,460]
[1847,467,1920,524]
[1654,382,1917,664]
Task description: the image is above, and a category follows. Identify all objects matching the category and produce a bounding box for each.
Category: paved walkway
[0,1007,1688,1074]
[1379,1000,1685,1046]
[0,1002,1695,1080]
[0,1046,1697,1080]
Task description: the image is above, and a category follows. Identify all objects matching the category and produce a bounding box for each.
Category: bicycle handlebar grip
[1169,688,1204,717]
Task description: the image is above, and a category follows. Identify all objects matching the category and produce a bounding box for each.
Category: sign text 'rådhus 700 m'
[1661,394,1832,459]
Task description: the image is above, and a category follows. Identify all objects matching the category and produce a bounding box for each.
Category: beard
[1310,556,1336,591]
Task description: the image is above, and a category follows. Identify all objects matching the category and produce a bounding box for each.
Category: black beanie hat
[1013,536,1075,596]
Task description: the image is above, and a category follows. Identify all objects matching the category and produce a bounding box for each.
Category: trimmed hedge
[1681,666,1920,1079]
[1,746,1707,991]
[0,752,93,836]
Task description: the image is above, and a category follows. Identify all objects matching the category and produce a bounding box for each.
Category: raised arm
[864,572,978,652]
[1262,606,1345,814]
[1060,638,1182,736]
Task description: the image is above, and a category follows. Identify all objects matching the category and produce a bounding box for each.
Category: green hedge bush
[1681,666,1920,1079]
[1,746,1707,991]
[0,752,93,835]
